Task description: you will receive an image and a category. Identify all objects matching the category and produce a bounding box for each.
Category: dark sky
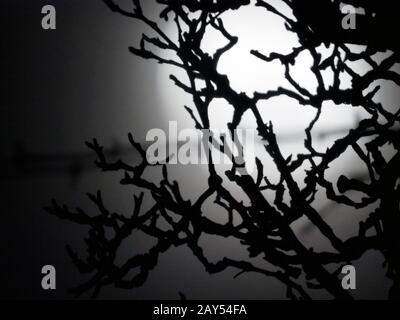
[1,0,174,299]
[1,0,394,300]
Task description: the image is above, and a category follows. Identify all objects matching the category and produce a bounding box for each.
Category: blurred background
[1,0,398,299]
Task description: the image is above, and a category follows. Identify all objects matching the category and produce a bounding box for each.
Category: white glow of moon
[157,1,365,136]
[155,1,370,204]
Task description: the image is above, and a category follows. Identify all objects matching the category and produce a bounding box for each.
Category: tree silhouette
[46,0,400,299]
